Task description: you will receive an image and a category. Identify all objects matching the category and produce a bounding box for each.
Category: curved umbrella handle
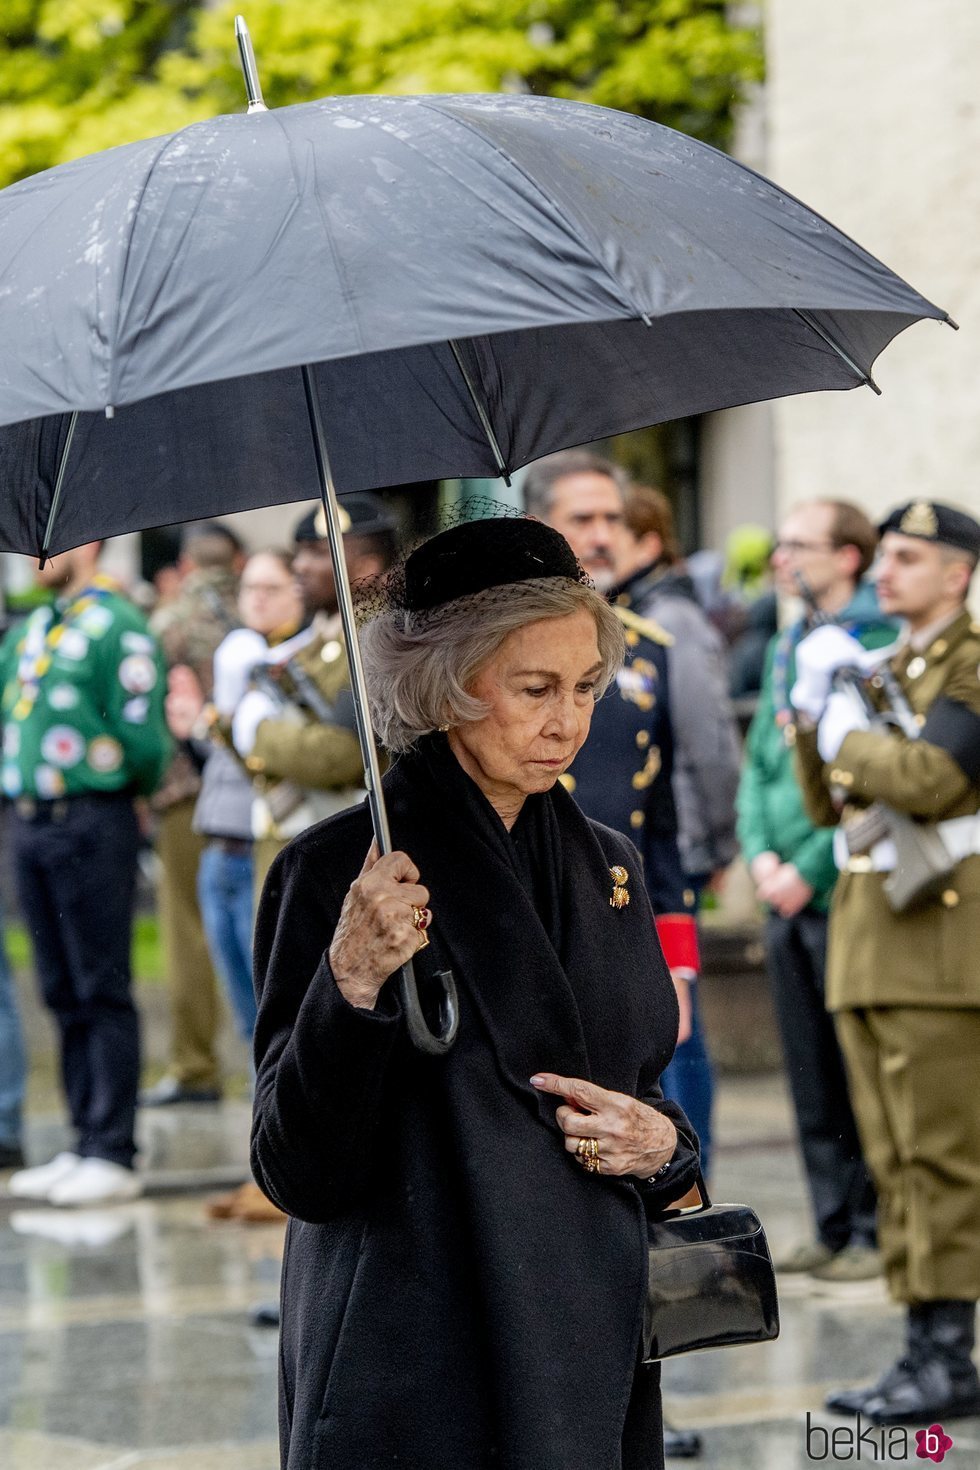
[399,963,460,1056]
[302,364,460,1054]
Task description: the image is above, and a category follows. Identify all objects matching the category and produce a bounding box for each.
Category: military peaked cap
[293,493,397,544]
[879,500,980,559]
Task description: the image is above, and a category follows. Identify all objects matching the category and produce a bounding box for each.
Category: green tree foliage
[0,1,762,190]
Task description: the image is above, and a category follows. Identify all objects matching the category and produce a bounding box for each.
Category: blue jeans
[660,982,714,1178]
[0,913,26,1148]
[197,844,257,1042]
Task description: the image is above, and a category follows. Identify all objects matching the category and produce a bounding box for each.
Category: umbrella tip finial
[235,15,268,114]
[943,313,960,331]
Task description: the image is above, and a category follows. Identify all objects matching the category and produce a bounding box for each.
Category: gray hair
[522,449,629,519]
[360,578,625,753]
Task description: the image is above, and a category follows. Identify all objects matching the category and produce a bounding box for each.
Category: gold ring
[576,1137,600,1171]
[411,905,430,932]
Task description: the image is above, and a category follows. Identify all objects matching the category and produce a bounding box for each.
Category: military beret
[404,517,585,613]
[879,500,980,558]
[293,493,397,544]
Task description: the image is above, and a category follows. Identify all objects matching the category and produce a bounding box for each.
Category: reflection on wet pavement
[1,1081,978,1468]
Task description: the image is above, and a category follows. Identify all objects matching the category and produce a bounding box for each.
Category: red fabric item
[654,913,700,975]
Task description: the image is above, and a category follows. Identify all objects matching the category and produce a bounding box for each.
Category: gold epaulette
[613,604,674,648]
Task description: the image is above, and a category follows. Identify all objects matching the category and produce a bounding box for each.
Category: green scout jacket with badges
[0,574,170,800]
[795,608,980,1011]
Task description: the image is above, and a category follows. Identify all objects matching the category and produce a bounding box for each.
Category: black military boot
[825,1304,932,1416]
[864,1301,980,1425]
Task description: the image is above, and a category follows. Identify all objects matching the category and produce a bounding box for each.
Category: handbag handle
[664,1167,712,1215]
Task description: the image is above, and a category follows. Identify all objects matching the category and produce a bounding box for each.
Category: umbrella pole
[300,364,459,1056]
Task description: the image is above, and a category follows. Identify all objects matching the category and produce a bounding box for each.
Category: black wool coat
[251,744,699,1470]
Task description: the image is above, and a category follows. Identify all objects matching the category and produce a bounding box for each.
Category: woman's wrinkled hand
[328,842,431,1010]
[529,1073,677,1178]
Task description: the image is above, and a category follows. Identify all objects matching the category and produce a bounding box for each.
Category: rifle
[247,652,350,828]
[250,655,336,725]
[794,575,957,911]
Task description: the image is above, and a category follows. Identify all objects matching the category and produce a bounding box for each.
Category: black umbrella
[0,19,954,1050]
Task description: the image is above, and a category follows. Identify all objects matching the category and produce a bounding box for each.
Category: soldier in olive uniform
[232,495,397,894]
[143,523,243,1106]
[792,500,980,1425]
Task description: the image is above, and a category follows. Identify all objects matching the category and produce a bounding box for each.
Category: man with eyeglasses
[736,499,895,1284]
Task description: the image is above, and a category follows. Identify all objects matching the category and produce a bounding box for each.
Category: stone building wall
[765,0,979,524]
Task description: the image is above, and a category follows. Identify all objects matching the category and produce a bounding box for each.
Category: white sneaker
[8,1152,81,1200]
[47,1158,142,1207]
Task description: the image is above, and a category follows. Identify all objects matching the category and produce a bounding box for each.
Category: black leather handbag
[642,1177,780,1362]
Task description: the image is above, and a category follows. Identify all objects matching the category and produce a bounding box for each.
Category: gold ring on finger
[575,1137,600,1169]
[411,905,430,933]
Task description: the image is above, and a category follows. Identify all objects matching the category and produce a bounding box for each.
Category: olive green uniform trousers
[157,800,222,1090]
[835,1006,980,1304]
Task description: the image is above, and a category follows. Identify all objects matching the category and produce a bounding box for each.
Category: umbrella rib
[448,340,512,485]
[793,309,882,395]
[39,410,79,566]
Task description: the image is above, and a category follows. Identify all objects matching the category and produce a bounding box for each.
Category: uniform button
[941,889,959,908]
[915,713,926,728]
[245,755,266,773]
[932,638,948,657]
[906,656,926,679]
[635,730,650,748]
[630,810,645,829]
[321,640,342,662]
[624,630,640,648]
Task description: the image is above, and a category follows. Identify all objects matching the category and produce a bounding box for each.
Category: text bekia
[804,1413,953,1462]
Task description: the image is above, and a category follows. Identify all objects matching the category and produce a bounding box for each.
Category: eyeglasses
[772,539,836,556]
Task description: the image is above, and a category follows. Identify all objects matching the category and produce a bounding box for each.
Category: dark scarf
[412,732,564,953]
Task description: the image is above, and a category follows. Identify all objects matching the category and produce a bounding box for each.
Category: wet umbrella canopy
[0,90,951,557]
[0,43,954,1049]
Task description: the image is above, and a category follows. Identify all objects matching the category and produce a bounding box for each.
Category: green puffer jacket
[736,582,896,911]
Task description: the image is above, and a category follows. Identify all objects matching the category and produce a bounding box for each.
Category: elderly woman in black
[251,517,700,1470]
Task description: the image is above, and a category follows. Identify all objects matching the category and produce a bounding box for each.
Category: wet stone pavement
[1,1076,978,1469]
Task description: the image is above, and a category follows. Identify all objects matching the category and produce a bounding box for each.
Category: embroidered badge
[87,736,124,773]
[118,653,157,694]
[34,764,66,799]
[40,725,85,769]
[609,866,630,909]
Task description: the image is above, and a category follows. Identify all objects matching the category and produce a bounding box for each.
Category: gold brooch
[609,866,630,909]
[899,501,938,538]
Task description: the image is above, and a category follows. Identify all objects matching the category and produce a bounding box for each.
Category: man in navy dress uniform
[526,450,701,1462]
